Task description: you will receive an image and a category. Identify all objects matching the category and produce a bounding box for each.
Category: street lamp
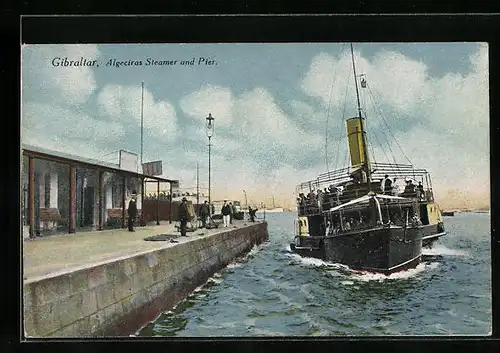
[243,190,248,208]
[206,113,214,214]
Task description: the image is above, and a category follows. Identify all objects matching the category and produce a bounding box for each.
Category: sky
[21,43,489,210]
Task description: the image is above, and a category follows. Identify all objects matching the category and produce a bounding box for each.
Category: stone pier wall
[23,222,268,337]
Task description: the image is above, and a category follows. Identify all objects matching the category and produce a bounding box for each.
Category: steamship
[290,44,446,275]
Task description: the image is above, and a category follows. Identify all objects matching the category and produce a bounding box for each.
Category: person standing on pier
[127,192,138,232]
[222,200,231,227]
[179,197,189,236]
[229,202,234,224]
[248,206,257,222]
[231,202,238,222]
[199,200,210,228]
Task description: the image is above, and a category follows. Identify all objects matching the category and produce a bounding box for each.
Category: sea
[137,211,492,337]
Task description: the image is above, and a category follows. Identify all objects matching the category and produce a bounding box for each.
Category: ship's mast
[350,43,372,190]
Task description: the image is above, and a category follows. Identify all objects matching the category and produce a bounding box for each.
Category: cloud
[179,84,234,127]
[299,46,489,208]
[97,84,178,139]
[179,85,324,169]
[22,101,126,145]
[20,43,489,210]
[301,49,432,125]
[22,44,99,105]
[369,50,431,113]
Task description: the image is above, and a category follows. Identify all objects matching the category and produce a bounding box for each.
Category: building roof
[22,143,178,184]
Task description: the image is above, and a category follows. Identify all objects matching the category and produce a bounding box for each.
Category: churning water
[138,212,491,337]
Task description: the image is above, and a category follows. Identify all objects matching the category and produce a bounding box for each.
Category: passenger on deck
[392,178,400,195]
[298,193,306,214]
[381,174,389,193]
[417,182,425,200]
[404,179,416,194]
[390,214,402,226]
[360,170,367,183]
[307,190,316,213]
[344,218,351,231]
[383,175,393,195]
[325,221,331,236]
[320,188,328,210]
[358,215,365,228]
[411,215,423,227]
[317,189,324,211]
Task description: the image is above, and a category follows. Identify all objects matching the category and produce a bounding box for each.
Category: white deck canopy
[328,193,408,212]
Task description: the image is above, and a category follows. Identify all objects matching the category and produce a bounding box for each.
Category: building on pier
[21,144,178,238]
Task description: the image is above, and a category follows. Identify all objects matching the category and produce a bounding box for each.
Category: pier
[23,220,268,337]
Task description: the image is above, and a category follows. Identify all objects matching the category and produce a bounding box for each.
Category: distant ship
[290,44,446,275]
[258,207,284,213]
[257,196,284,213]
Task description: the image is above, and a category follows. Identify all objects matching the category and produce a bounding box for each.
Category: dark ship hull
[291,225,426,274]
[290,43,446,275]
[291,222,445,274]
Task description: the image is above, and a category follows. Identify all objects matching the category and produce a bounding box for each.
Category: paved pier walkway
[23,220,254,281]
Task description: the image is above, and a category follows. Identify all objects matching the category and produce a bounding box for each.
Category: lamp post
[243,190,247,208]
[206,113,214,214]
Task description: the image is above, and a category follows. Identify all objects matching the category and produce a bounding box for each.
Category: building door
[34,171,40,233]
[83,187,95,226]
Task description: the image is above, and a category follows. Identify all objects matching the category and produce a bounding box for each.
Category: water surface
[138,212,491,336]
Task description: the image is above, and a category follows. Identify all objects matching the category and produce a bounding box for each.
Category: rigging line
[367,85,413,166]
[369,127,393,175]
[367,134,377,170]
[366,87,406,179]
[366,89,399,167]
[369,91,398,163]
[325,43,347,173]
[364,117,378,169]
[343,136,350,176]
[334,67,352,172]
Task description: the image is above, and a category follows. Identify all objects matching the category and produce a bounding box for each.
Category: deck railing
[296,187,433,217]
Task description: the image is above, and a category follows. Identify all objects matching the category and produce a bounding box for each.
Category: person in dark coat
[222,200,231,227]
[404,179,416,194]
[417,181,425,200]
[248,206,258,222]
[199,200,210,228]
[127,192,138,232]
[384,175,393,195]
[231,202,238,221]
[178,197,189,236]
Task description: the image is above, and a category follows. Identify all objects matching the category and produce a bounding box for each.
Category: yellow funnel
[346,117,366,167]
